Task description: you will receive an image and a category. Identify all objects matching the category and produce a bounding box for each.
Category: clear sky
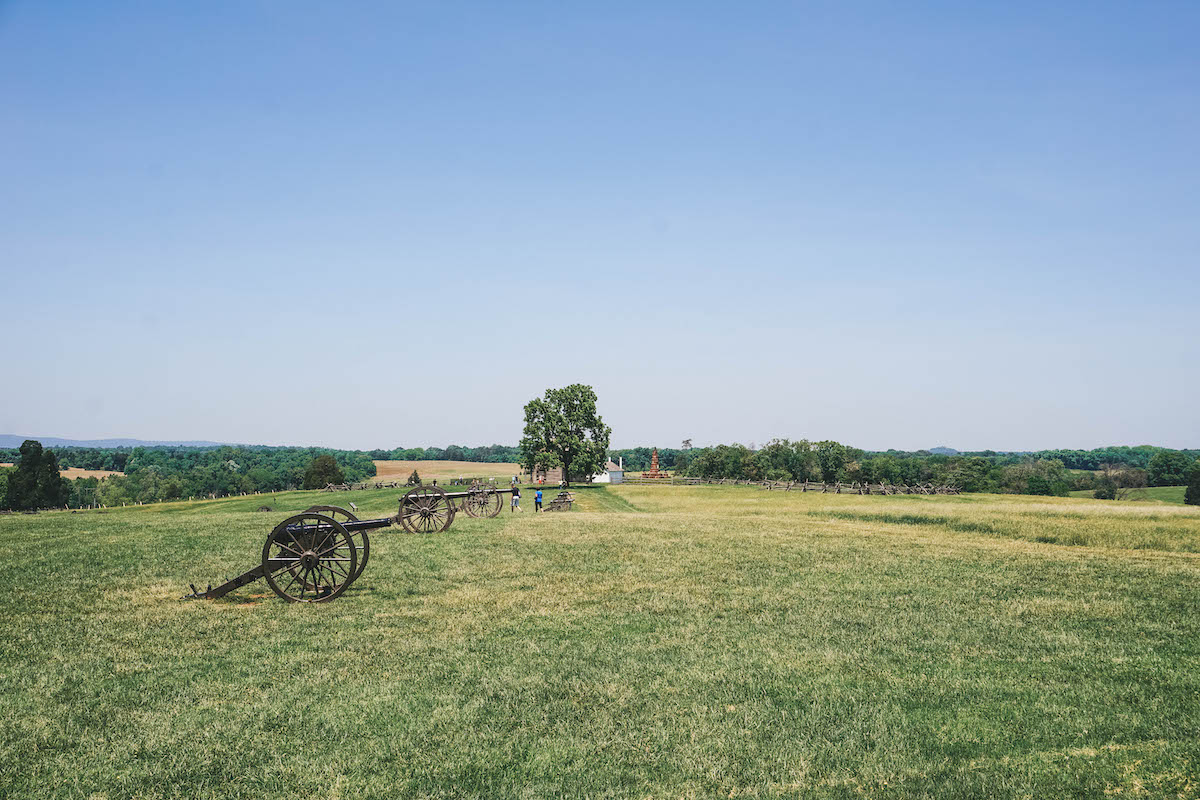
[2,1,1197,452]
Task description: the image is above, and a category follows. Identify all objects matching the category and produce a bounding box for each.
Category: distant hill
[928,446,960,455]
[0,435,230,449]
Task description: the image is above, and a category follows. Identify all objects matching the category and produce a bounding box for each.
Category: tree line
[663,440,1200,499]
[5,435,1197,509]
[3,443,524,473]
[961,445,1200,472]
[0,440,522,509]
[365,445,521,463]
[608,447,684,472]
[0,442,377,509]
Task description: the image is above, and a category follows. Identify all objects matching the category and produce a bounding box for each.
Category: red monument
[643,447,668,479]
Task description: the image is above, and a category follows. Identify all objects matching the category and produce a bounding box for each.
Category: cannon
[542,490,575,512]
[457,483,506,519]
[186,483,513,603]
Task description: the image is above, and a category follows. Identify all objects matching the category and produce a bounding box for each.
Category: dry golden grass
[59,467,123,479]
[1,462,122,478]
[604,484,1200,553]
[374,459,520,482]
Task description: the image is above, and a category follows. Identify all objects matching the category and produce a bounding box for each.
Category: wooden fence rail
[321,477,501,492]
[617,476,959,494]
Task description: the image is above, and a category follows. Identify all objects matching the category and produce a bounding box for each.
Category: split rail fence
[618,476,960,494]
[321,476,501,492]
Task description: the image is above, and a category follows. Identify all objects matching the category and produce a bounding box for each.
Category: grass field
[2,464,123,478]
[58,467,124,479]
[1069,485,1188,504]
[374,460,520,482]
[2,486,1198,798]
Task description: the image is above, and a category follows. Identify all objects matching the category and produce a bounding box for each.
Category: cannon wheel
[461,490,481,517]
[262,512,358,602]
[464,486,503,518]
[399,485,455,533]
[306,505,369,583]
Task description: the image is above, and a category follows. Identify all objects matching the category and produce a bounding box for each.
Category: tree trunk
[562,450,571,487]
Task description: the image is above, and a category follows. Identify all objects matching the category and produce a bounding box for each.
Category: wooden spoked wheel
[463,487,503,518]
[398,485,455,533]
[262,513,357,602]
[462,489,484,518]
[306,505,368,582]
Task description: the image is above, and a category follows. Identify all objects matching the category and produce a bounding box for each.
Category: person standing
[511,486,521,512]
[535,487,543,512]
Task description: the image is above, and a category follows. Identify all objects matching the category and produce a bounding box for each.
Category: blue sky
[2,1,1197,451]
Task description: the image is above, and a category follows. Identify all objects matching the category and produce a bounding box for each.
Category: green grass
[1070,485,1188,504]
[2,486,1198,798]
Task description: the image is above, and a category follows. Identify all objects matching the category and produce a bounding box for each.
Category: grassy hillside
[1,486,1198,797]
[1069,485,1188,504]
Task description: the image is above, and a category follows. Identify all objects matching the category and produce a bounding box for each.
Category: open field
[59,467,124,479]
[2,464,123,479]
[1,486,1198,797]
[374,459,520,482]
[1069,485,1187,504]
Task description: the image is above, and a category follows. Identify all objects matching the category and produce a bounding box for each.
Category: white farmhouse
[589,458,624,484]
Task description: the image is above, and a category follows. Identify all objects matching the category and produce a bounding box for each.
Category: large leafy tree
[302,454,345,489]
[6,440,67,510]
[5,440,38,510]
[1092,463,1147,501]
[520,384,611,487]
[37,448,68,508]
[1147,450,1194,487]
[814,440,847,482]
[756,438,817,482]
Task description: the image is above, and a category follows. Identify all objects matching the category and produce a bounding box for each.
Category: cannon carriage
[186,482,513,603]
[543,490,575,511]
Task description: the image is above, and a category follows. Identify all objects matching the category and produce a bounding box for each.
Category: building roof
[605,460,622,472]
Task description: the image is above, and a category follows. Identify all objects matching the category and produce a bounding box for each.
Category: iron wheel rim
[262,513,357,602]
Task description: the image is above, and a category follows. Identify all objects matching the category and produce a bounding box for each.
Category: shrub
[1026,475,1053,496]
[1186,462,1200,506]
[1148,451,1193,487]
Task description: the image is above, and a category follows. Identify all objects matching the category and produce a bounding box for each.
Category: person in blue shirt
[535,488,543,512]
